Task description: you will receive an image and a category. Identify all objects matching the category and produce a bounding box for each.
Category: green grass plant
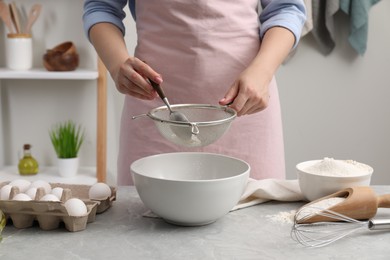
[0,210,5,242]
[49,120,85,158]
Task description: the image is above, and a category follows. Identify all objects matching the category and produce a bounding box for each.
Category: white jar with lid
[6,33,33,70]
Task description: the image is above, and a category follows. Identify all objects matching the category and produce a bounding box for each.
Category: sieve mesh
[145,104,236,147]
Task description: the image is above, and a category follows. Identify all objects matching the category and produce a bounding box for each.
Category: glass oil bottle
[18,144,39,175]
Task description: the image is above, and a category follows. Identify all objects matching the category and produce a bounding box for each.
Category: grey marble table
[1,186,390,260]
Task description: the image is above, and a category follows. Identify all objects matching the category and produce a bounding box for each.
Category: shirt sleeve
[259,0,307,49]
[83,0,130,40]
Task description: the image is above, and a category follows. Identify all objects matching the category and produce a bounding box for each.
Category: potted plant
[49,120,85,177]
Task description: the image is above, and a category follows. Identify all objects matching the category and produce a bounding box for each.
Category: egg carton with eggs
[0,180,116,232]
[50,182,117,213]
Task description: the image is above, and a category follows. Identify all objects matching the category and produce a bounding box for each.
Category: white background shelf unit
[0,68,99,80]
[0,64,107,184]
[0,1,108,184]
[0,166,97,185]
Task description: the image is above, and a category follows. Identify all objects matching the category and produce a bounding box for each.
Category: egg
[12,193,32,201]
[25,187,38,200]
[40,194,60,202]
[0,185,12,200]
[89,182,112,200]
[9,179,31,193]
[64,198,87,216]
[51,187,64,200]
[30,180,52,194]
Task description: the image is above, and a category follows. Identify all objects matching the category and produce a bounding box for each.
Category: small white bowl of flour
[296,157,373,201]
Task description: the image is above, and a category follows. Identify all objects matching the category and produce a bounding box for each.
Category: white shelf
[0,68,99,80]
[0,166,97,185]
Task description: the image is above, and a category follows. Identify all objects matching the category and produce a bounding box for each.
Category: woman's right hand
[111,57,163,100]
[89,22,162,100]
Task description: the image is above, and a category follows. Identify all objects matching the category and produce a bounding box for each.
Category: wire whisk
[291,206,390,248]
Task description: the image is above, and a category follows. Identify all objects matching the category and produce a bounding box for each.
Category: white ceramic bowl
[296,159,373,201]
[131,152,250,226]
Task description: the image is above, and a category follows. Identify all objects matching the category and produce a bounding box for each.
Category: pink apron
[118,0,285,185]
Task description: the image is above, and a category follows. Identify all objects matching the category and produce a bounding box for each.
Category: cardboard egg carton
[50,183,117,213]
[0,182,116,232]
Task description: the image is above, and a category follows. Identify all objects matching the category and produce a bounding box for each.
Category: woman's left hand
[219,65,272,116]
[219,27,296,117]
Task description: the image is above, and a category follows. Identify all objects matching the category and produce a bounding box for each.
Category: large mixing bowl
[131,152,250,226]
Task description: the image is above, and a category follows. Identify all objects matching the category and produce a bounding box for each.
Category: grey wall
[277,2,390,184]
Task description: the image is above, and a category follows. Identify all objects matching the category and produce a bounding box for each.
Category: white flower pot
[57,157,79,178]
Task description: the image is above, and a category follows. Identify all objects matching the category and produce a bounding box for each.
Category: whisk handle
[368,219,390,230]
[377,194,390,208]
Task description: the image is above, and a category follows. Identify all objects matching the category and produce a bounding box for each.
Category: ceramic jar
[6,33,33,70]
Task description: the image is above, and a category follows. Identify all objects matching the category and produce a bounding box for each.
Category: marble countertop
[1,186,390,259]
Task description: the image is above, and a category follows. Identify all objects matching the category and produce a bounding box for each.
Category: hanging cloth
[311,0,340,55]
[340,0,381,55]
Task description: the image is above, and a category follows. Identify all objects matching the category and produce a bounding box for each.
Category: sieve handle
[149,78,166,100]
[148,78,173,113]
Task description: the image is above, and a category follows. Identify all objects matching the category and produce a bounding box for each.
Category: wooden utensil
[9,2,21,33]
[297,186,390,223]
[0,1,15,33]
[24,4,41,34]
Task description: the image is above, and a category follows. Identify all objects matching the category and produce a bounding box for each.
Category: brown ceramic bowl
[43,41,79,71]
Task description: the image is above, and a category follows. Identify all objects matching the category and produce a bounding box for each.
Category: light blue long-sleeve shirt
[83,0,306,48]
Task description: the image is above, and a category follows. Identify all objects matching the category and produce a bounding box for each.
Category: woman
[83,0,306,185]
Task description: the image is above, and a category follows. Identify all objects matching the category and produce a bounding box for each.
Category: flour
[296,197,346,220]
[304,157,370,177]
[266,210,296,225]
[266,197,346,224]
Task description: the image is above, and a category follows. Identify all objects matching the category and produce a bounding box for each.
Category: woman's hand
[219,26,295,116]
[111,57,162,100]
[219,65,272,116]
[89,23,163,100]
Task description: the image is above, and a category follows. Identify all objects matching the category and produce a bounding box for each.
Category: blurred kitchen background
[0,0,389,185]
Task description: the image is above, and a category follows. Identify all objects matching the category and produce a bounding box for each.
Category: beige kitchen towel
[232,178,305,211]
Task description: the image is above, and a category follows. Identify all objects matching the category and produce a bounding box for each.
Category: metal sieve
[132,104,237,147]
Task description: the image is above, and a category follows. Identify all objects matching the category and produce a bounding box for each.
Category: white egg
[40,194,60,202]
[64,198,88,216]
[30,180,52,194]
[25,187,38,200]
[9,179,31,193]
[0,185,12,200]
[89,182,112,200]
[12,193,32,201]
[51,187,64,200]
